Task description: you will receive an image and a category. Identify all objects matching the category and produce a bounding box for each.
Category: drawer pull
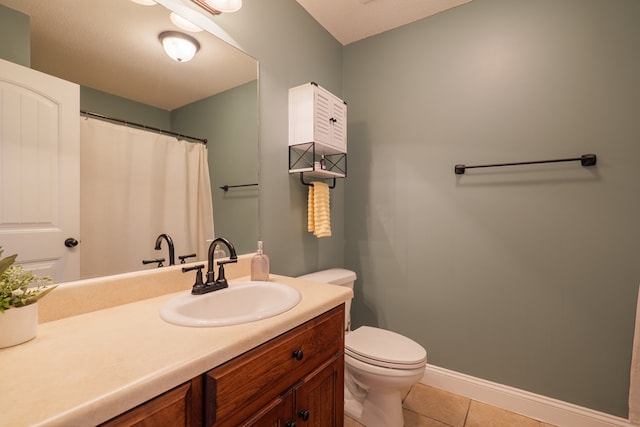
[292,349,304,361]
[285,422,296,427]
[298,409,310,421]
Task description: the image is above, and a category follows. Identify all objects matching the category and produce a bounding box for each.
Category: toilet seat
[345,326,427,370]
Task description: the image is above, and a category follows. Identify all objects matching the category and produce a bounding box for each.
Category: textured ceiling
[0,0,472,109]
[0,0,257,110]
[296,0,473,45]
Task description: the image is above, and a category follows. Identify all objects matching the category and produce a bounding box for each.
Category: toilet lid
[345,326,427,369]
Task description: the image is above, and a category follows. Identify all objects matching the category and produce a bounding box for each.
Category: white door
[0,58,80,282]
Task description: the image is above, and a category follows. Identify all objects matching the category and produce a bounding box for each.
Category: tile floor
[344,383,559,427]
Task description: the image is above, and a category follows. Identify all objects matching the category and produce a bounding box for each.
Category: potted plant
[0,247,56,348]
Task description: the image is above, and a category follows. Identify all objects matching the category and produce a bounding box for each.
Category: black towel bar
[219,183,258,192]
[454,153,597,175]
[299,173,336,189]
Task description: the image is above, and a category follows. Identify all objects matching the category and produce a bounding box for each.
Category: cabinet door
[100,378,202,427]
[294,356,344,427]
[328,97,347,153]
[313,87,333,148]
[205,306,343,426]
[239,390,295,427]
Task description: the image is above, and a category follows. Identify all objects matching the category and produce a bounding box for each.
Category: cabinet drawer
[100,378,202,427]
[204,304,344,426]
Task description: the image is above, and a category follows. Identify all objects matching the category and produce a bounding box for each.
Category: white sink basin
[160,281,302,327]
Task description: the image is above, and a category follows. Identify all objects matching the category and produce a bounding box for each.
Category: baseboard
[421,364,637,427]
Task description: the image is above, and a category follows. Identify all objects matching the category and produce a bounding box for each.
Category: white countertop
[0,274,351,427]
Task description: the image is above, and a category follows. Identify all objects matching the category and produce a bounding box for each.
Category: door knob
[64,238,79,248]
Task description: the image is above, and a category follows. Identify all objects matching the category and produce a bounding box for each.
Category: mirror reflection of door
[0,58,80,282]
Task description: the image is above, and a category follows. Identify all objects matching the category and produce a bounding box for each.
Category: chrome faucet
[187,237,238,295]
[155,234,175,266]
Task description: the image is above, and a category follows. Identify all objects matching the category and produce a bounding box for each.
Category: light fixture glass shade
[170,12,203,32]
[159,31,200,63]
[204,0,242,13]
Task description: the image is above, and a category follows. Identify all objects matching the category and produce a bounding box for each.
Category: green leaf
[0,253,17,277]
[0,246,54,311]
[32,285,57,301]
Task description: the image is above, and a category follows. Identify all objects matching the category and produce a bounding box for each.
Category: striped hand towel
[307,181,331,238]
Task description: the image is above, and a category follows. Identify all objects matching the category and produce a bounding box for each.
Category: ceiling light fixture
[205,0,242,13]
[170,12,203,32]
[198,0,242,14]
[159,31,200,63]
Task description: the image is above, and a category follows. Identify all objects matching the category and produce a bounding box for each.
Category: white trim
[421,364,637,427]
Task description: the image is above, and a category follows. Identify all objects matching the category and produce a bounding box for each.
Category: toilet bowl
[297,269,427,427]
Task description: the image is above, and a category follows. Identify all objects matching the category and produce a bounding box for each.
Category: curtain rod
[80,110,208,145]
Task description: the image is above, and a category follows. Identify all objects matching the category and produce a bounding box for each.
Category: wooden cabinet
[238,389,294,426]
[293,356,344,426]
[100,377,202,427]
[101,305,344,427]
[236,357,343,427]
[289,82,347,154]
[204,305,345,426]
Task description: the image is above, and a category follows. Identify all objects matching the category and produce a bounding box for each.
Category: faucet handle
[183,264,206,294]
[213,258,237,290]
[178,253,197,264]
[217,258,238,266]
[215,263,229,289]
[142,258,165,268]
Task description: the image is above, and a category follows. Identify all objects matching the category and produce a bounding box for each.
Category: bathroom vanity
[0,261,351,427]
[103,306,344,426]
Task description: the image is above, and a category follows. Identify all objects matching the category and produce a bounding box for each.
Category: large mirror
[0,0,259,281]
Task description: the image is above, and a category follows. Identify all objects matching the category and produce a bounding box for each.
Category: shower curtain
[79,117,214,279]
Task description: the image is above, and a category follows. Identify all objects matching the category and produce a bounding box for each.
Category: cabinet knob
[285,422,296,427]
[298,409,310,421]
[292,349,304,361]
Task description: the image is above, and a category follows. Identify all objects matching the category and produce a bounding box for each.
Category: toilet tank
[297,268,357,330]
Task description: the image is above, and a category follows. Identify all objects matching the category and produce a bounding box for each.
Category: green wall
[0,4,29,67]
[172,80,259,255]
[343,0,640,417]
[80,86,170,129]
[6,0,638,418]
[208,0,345,274]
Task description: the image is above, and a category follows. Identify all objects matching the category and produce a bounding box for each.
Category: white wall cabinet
[289,82,347,153]
[288,83,347,182]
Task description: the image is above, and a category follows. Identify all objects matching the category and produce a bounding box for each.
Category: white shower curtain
[80,117,214,279]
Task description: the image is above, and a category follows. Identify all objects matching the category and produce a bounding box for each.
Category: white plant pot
[0,303,38,348]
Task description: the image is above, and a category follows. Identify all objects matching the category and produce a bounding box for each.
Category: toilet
[297,268,427,427]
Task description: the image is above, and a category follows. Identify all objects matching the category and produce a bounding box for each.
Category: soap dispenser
[213,244,226,261]
[251,241,270,281]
